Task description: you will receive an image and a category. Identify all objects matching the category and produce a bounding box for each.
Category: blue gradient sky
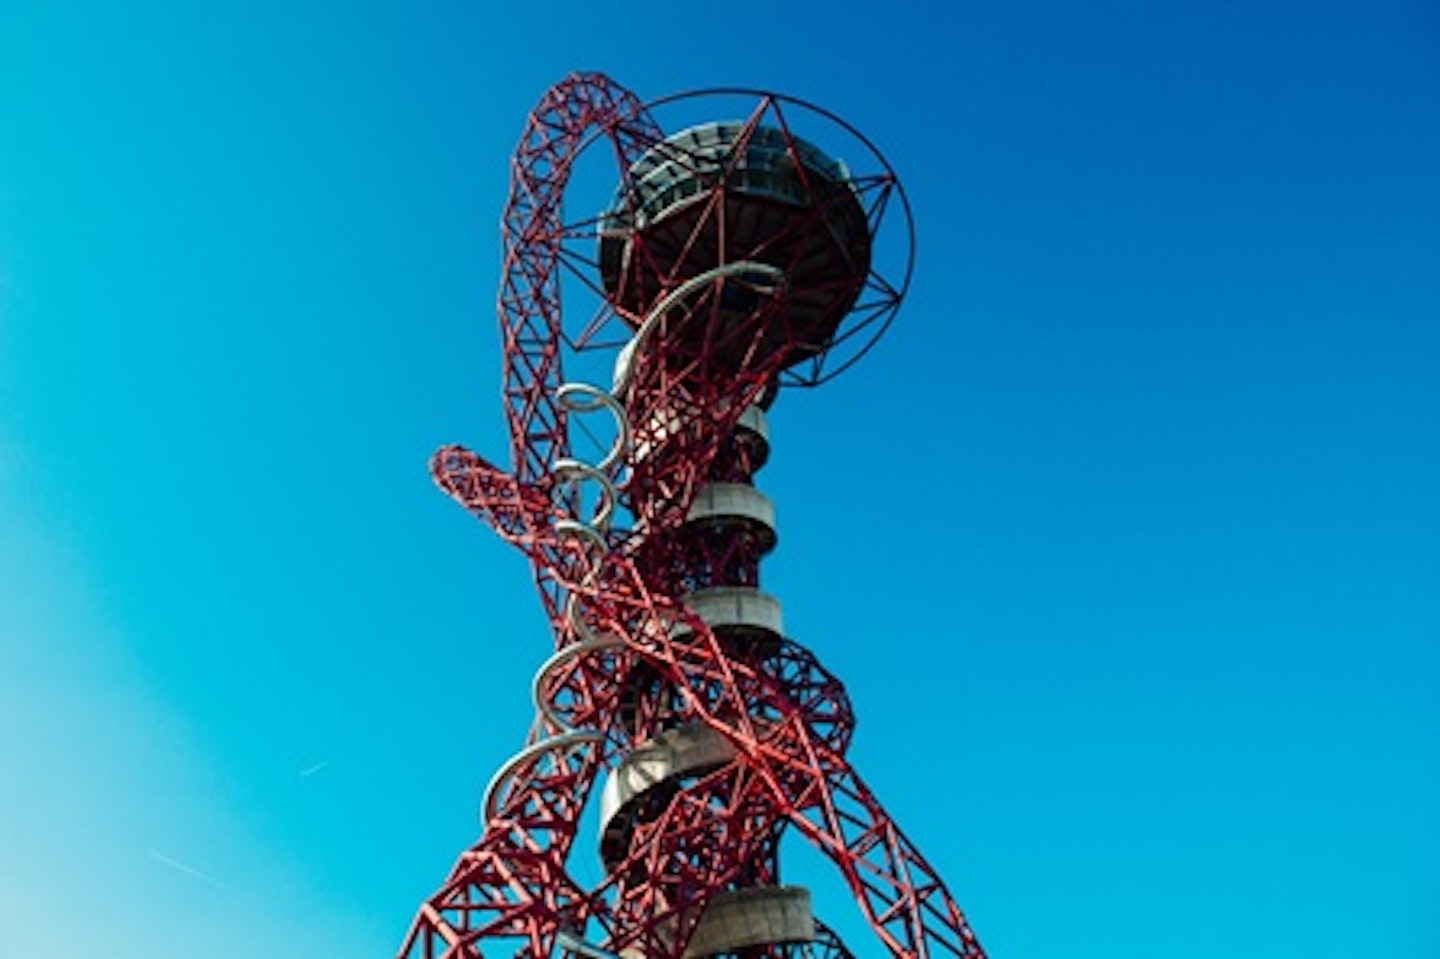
[2,1,1437,956]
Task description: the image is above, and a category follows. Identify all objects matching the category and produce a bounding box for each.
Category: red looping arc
[399,72,983,959]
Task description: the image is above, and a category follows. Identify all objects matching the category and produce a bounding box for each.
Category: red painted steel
[398,72,984,959]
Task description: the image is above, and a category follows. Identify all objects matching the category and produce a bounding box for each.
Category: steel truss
[398,72,984,959]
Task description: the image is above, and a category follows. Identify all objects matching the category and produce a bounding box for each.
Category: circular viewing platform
[599,122,872,374]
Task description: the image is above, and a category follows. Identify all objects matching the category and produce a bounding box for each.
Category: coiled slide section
[482,382,630,822]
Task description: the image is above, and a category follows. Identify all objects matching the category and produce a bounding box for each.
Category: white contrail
[148,849,225,887]
[299,759,331,777]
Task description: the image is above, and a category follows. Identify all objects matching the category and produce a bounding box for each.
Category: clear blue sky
[2,1,1437,956]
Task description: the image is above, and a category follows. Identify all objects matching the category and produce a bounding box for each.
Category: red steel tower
[399,73,986,959]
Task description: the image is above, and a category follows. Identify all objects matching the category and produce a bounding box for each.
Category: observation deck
[599,122,872,372]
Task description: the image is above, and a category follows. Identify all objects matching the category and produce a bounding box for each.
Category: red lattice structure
[398,73,986,959]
